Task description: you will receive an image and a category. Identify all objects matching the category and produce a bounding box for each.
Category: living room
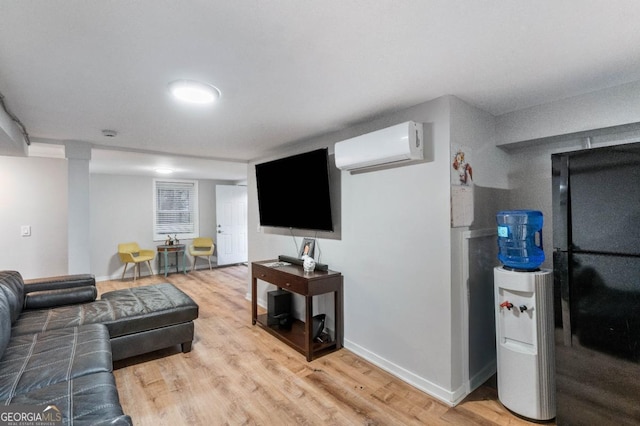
[2,3,640,425]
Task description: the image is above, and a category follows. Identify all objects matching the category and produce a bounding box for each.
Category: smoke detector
[101,129,118,138]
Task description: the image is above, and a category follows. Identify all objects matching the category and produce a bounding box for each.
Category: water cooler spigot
[499,301,514,310]
[519,305,528,313]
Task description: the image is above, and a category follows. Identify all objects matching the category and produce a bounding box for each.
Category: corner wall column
[65,141,91,274]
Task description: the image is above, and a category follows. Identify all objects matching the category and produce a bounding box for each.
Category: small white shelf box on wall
[494,267,556,421]
[334,121,424,171]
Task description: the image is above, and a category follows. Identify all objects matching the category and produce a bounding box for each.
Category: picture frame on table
[298,238,316,259]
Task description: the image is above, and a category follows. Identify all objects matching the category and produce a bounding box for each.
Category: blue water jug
[496,210,544,270]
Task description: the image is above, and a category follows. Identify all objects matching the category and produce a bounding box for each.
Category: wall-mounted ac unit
[335,121,424,171]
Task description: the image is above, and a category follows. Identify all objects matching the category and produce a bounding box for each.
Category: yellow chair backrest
[118,242,141,262]
[192,237,214,249]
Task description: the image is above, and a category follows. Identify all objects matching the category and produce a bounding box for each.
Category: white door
[215,185,248,265]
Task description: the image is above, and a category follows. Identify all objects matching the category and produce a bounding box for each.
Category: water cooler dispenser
[494,210,555,421]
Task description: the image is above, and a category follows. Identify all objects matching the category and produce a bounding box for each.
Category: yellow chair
[189,237,215,270]
[118,242,155,281]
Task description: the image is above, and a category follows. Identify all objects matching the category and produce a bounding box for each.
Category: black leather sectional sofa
[0,270,199,425]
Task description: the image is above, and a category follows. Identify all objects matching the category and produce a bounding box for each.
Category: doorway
[215,185,248,265]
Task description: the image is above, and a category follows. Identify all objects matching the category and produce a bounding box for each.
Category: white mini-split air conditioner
[334,121,424,171]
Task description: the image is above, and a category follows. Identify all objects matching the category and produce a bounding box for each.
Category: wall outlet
[21,225,31,237]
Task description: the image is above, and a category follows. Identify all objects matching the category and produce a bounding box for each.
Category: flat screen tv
[255,148,334,232]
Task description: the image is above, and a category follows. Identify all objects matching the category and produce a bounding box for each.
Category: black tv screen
[255,148,334,232]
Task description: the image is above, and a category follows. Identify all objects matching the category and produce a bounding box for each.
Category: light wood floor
[98,265,542,425]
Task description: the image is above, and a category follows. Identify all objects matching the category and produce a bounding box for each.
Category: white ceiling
[27,142,247,181]
[3,1,640,179]
[87,148,248,181]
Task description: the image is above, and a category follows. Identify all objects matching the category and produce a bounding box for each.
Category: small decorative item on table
[302,255,316,273]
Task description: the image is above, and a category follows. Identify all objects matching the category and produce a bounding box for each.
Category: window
[153,179,199,240]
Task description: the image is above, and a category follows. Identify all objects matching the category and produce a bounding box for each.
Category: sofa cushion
[0,324,112,402]
[24,285,98,310]
[8,372,132,426]
[0,271,24,323]
[13,301,114,336]
[12,284,198,338]
[24,274,95,292]
[22,274,97,310]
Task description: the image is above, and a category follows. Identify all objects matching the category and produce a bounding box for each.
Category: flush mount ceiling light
[155,168,174,174]
[168,79,221,104]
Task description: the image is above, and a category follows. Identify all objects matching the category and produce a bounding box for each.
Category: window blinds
[154,180,198,238]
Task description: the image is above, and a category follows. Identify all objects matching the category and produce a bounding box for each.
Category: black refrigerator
[552,142,640,425]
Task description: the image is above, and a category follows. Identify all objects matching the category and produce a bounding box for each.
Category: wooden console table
[251,260,343,361]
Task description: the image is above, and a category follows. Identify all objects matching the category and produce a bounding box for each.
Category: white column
[65,141,91,274]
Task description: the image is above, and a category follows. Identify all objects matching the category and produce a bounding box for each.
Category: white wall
[0,156,68,278]
[90,174,232,280]
[198,180,219,245]
[90,174,154,280]
[249,96,461,402]
[496,80,640,147]
[450,97,509,190]
[448,97,509,397]
[0,156,234,280]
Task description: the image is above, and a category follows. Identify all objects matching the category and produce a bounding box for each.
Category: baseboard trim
[95,264,233,283]
[344,339,461,406]
[469,361,496,392]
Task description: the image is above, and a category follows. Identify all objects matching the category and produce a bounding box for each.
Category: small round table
[157,244,188,277]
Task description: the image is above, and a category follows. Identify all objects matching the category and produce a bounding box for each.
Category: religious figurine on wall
[452,148,473,185]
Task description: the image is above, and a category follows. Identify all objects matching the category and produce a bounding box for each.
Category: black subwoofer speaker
[267,289,292,329]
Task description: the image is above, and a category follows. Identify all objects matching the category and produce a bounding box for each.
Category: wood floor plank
[103,265,547,425]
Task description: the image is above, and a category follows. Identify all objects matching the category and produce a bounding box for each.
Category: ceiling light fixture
[168,79,221,104]
[155,168,174,174]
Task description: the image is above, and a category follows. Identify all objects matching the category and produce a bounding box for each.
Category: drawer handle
[260,274,266,278]
[285,283,291,287]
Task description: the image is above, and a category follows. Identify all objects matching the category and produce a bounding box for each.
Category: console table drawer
[276,276,307,294]
[253,264,307,294]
